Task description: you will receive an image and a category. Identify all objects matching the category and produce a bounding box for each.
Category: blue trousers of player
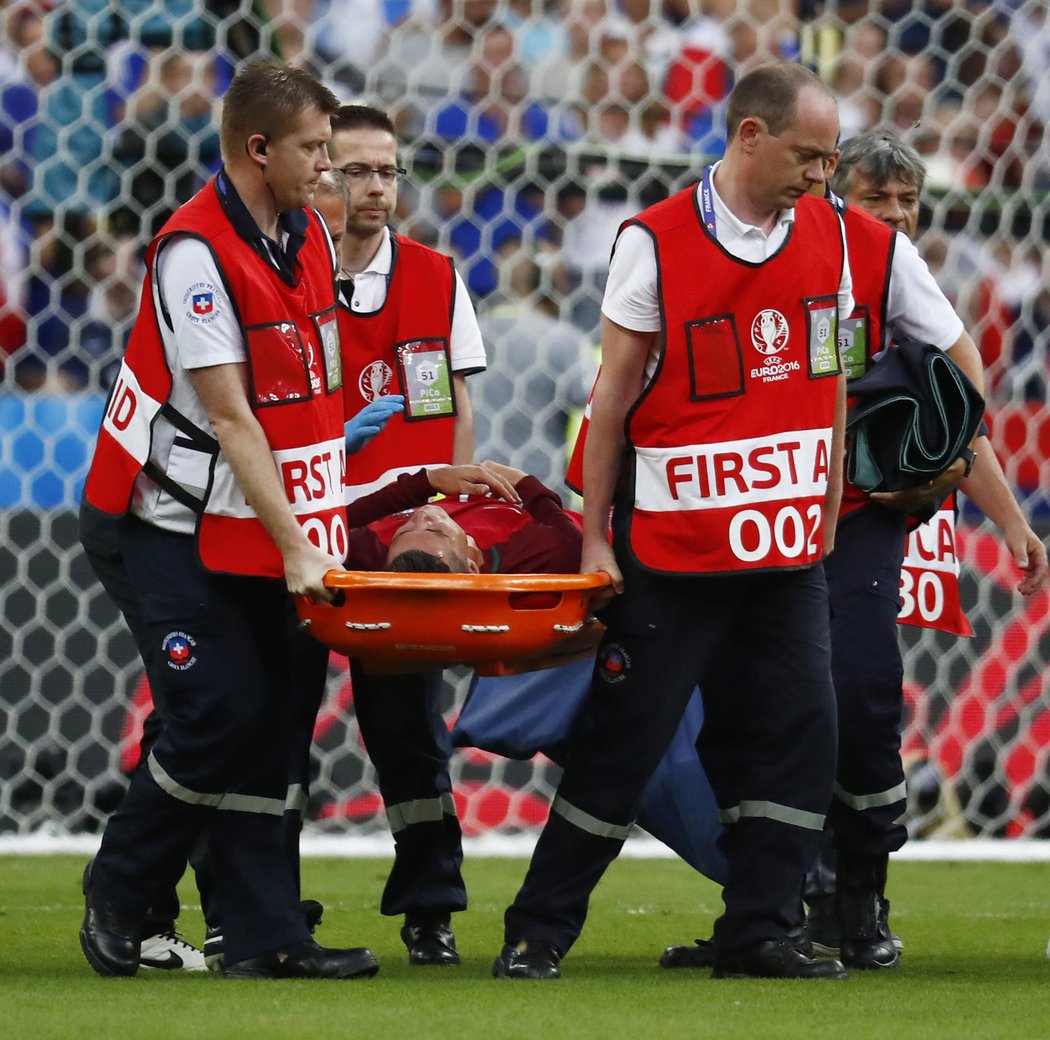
[90,519,316,964]
[503,556,837,956]
[824,505,909,859]
[351,662,467,920]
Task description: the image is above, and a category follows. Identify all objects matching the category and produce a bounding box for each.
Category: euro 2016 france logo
[751,308,789,355]
[162,631,198,671]
[359,360,393,402]
[598,643,630,684]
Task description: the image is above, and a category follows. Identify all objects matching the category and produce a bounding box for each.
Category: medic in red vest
[83,171,347,579]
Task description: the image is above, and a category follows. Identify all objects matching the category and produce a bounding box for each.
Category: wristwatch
[959,446,976,478]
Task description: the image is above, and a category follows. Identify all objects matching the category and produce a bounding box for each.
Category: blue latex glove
[344,395,405,453]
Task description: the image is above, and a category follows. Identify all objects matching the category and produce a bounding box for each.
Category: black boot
[836,853,899,970]
[804,834,839,956]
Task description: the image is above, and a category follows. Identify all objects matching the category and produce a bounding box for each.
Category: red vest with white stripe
[623,188,845,575]
[568,201,896,513]
[339,234,456,501]
[832,204,968,635]
[837,202,895,518]
[83,178,346,578]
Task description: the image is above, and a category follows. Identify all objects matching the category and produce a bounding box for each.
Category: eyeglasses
[336,164,406,184]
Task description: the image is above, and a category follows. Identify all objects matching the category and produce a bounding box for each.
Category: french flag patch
[192,292,214,316]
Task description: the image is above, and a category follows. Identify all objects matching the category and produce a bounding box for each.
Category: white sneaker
[139,929,208,971]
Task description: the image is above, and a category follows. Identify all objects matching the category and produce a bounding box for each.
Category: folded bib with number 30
[845,337,984,493]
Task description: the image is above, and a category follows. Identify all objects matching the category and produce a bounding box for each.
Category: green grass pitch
[2,855,1046,1040]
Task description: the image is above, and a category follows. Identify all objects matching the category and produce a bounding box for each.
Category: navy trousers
[503,555,837,956]
[90,518,319,964]
[351,663,467,920]
[80,505,217,929]
[824,505,910,859]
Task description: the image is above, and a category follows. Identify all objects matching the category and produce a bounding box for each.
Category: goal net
[1,0,1047,849]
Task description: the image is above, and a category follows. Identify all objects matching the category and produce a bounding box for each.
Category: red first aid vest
[569,201,896,510]
[339,234,457,500]
[827,201,970,635]
[83,178,347,578]
[837,201,896,519]
[622,188,845,575]
[898,503,971,635]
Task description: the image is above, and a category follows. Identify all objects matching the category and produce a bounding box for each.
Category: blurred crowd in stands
[0,0,1046,408]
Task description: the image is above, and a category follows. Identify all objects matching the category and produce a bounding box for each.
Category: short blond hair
[220,59,339,160]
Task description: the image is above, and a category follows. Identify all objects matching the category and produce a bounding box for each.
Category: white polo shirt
[131,236,246,532]
[884,233,964,351]
[603,165,855,348]
[340,227,487,374]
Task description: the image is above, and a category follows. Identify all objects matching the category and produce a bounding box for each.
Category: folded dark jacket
[845,338,984,493]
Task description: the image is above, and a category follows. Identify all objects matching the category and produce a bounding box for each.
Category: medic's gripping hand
[344,395,405,454]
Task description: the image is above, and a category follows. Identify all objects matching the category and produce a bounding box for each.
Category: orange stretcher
[295,570,610,676]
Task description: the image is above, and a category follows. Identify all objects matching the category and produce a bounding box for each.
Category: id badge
[313,308,343,393]
[804,295,841,378]
[838,310,870,382]
[396,338,456,420]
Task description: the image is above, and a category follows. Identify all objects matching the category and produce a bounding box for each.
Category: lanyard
[700,165,794,250]
[699,165,718,237]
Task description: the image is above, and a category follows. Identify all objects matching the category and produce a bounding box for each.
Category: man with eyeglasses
[327,103,487,968]
[658,130,1046,974]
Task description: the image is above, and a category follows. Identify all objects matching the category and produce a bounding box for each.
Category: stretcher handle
[320,570,612,595]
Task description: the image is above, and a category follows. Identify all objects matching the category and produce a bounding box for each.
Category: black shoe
[712,939,848,980]
[812,896,902,961]
[492,940,561,980]
[205,898,326,974]
[660,925,811,969]
[838,893,900,970]
[659,938,715,969]
[401,920,460,966]
[223,939,379,980]
[837,853,900,971]
[79,860,142,978]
